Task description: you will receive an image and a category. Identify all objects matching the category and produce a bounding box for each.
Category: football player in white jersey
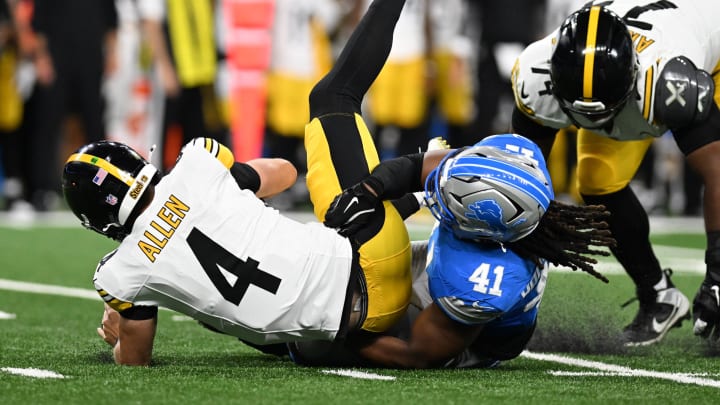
[67,0,614,368]
[63,0,422,366]
[510,0,720,346]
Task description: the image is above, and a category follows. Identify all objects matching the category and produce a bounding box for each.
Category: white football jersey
[512,0,720,140]
[270,0,341,77]
[94,142,353,344]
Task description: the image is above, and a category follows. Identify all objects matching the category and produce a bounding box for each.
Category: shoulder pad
[180,138,235,169]
[654,56,714,129]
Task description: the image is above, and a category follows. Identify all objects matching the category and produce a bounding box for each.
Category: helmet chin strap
[118,164,158,225]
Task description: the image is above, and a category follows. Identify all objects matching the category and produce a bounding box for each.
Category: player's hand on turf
[692,281,720,341]
[97,303,120,347]
[324,182,381,237]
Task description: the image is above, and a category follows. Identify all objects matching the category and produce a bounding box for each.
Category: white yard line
[522,351,720,388]
[1,367,67,379]
[321,369,396,381]
[0,279,99,300]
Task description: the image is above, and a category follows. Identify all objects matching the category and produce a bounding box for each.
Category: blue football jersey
[426,224,547,333]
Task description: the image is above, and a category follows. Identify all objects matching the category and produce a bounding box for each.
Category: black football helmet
[550,5,637,129]
[62,141,161,241]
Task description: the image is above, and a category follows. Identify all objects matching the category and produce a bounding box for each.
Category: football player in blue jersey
[281,0,614,368]
[302,133,614,369]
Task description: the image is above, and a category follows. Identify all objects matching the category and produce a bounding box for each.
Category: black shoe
[622,269,690,346]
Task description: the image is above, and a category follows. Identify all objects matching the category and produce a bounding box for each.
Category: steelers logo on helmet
[550,5,637,129]
[62,141,161,241]
[424,139,553,243]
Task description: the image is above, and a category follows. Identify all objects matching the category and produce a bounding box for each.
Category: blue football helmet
[424,134,553,243]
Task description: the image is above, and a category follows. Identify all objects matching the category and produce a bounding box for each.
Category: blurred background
[0,0,702,220]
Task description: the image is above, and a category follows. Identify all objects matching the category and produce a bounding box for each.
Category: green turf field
[1,213,719,404]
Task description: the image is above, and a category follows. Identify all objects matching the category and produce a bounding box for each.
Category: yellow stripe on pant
[305,114,411,333]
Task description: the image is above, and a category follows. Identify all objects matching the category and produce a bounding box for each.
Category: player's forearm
[355,335,432,369]
[114,315,157,366]
[363,153,427,200]
[358,303,481,369]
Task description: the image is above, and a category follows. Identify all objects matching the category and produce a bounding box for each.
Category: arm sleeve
[119,305,158,321]
[230,162,261,193]
[364,152,425,200]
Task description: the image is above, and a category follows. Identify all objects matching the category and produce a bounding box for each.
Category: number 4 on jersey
[469,263,504,297]
[187,228,281,305]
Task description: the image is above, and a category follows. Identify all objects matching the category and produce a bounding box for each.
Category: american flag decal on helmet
[93,168,108,185]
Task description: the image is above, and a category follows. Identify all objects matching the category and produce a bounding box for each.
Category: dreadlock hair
[508,200,616,283]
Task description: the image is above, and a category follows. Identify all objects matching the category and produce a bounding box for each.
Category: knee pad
[576,155,627,195]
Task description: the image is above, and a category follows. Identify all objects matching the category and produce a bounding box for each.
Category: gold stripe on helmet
[583,6,602,100]
[66,153,134,186]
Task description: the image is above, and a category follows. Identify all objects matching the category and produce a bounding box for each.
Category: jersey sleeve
[93,250,158,317]
[510,34,572,130]
[435,296,503,325]
[94,253,135,313]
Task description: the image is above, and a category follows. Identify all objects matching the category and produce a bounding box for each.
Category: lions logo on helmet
[424,134,553,243]
[62,141,161,241]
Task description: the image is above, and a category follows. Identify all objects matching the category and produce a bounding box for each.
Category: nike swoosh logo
[652,313,675,334]
[651,295,681,333]
[711,285,720,306]
[520,82,529,99]
[346,208,375,223]
[344,197,360,213]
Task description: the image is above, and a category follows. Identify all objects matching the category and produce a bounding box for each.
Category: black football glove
[324,182,381,237]
[692,280,720,341]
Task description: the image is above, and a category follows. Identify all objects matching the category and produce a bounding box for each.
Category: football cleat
[622,269,691,346]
